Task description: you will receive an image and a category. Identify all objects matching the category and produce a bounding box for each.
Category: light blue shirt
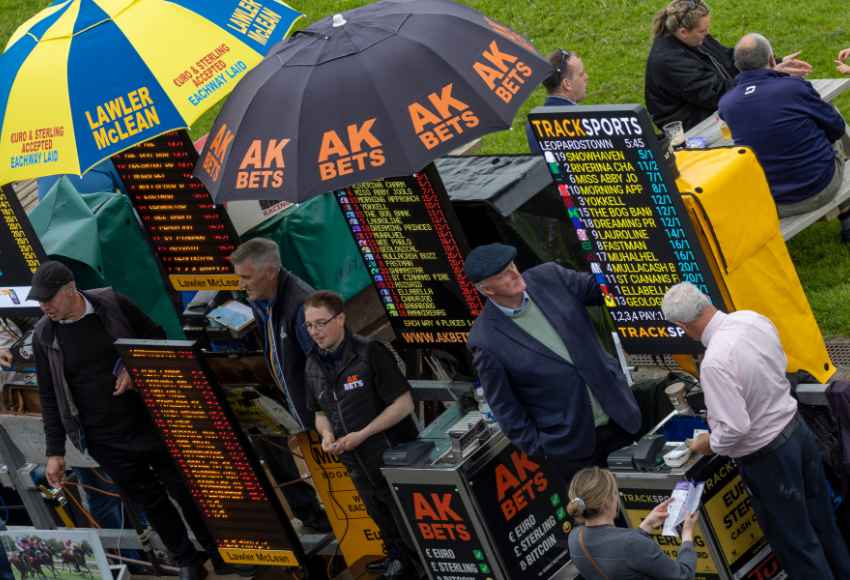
[491,292,530,318]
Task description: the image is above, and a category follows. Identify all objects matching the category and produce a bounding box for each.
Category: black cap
[463,243,517,283]
[26,261,74,302]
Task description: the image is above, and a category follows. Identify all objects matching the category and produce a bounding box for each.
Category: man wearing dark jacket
[230,238,330,532]
[465,244,641,484]
[719,33,850,242]
[31,261,221,580]
[303,290,418,578]
[526,48,588,154]
[644,0,808,131]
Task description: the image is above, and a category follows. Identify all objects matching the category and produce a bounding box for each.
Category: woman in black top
[566,467,698,580]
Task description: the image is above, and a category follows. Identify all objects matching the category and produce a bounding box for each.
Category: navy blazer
[525,95,575,154]
[469,263,641,458]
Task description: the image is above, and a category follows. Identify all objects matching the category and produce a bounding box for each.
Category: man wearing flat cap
[465,244,641,483]
[30,261,235,580]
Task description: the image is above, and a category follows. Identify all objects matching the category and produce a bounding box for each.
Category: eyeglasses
[545,49,573,88]
[304,313,340,331]
[554,49,573,77]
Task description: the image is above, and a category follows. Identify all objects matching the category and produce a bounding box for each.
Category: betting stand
[115,339,303,569]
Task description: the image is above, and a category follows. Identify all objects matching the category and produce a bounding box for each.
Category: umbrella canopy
[194,0,550,203]
[0,0,303,185]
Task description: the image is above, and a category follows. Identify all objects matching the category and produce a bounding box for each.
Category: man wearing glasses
[230,238,331,533]
[526,48,588,154]
[303,290,419,579]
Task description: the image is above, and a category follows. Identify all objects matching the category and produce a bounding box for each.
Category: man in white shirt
[661,282,850,580]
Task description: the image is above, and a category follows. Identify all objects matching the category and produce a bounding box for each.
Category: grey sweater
[568,525,697,580]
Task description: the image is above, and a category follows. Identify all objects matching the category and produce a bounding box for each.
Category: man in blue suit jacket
[526,48,589,154]
[465,244,640,482]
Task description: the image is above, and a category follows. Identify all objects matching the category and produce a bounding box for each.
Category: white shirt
[700,310,798,458]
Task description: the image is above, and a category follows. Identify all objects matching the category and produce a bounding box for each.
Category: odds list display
[0,185,44,315]
[112,130,240,292]
[528,104,722,354]
[115,339,300,567]
[335,164,483,347]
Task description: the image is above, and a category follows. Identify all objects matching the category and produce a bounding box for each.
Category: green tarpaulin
[242,193,371,300]
[28,177,183,338]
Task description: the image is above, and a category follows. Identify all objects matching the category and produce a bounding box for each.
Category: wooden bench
[686,78,850,240]
[779,167,850,240]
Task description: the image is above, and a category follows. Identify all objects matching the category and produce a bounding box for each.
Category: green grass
[3,0,849,335]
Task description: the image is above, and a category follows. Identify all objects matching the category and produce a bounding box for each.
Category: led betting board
[528,104,723,354]
[111,131,240,292]
[336,164,483,347]
[0,185,44,315]
[115,339,301,567]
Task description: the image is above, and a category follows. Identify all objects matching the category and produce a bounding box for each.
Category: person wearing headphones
[567,467,698,580]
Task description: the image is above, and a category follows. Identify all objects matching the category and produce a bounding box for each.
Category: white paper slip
[662,480,704,537]
[207,299,256,331]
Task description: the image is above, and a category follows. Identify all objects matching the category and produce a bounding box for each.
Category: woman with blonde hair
[567,467,698,580]
[644,0,810,132]
[644,0,736,132]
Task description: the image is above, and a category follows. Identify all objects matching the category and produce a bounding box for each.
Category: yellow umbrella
[0,0,302,185]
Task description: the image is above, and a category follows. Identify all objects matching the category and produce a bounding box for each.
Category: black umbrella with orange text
[194,0,550,203]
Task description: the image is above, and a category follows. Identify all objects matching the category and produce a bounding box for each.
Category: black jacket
[249,268,314,430]
[305,333,417,477]
[645,34,737,131]
[33,288,164,457]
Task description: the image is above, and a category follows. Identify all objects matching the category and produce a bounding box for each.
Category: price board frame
[394,482,497,580]
[335,163,483,348]
[0,185,45,316]
[465,438,570,580]
[527,104,724,354]
[115,339,303,568]
[699,458,782,579]
[112,130,241,292]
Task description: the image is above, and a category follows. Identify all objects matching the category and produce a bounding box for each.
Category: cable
[253,433,346,575]
[117,492,125,557]
[56,485,101,529]
[256,434,306,461]
[0,494,9,525]
[315,455,349,580]
[276,476,314,488]
[64,481,122,499]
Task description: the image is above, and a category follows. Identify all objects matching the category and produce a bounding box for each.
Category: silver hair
[661,282,712,323]
[734,33,773,71]
[230,238,282,270]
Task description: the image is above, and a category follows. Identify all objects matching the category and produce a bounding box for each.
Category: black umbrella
[194,0,550,203]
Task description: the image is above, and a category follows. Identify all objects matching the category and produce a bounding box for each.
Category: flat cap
[463,243,517,283]
[26,261,74,302]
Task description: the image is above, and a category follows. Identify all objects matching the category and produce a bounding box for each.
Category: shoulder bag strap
[578,527,611,580]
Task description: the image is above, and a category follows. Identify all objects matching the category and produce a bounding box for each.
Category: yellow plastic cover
[675,147,834,383]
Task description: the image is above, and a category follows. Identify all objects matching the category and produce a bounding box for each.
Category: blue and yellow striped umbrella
[0,0,302,185]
